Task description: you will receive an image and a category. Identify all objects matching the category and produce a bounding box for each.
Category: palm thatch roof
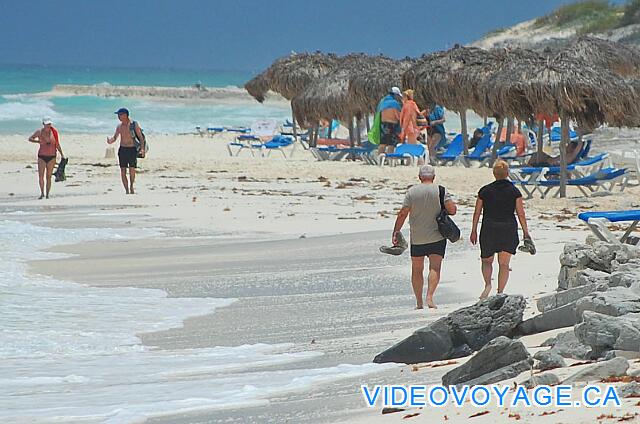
[402,45,499,115]
[552,36,640,78]
[244,73,270,103]
[292,54,374,127]
[348,57,415,113]
[485,49,640,131]
[244,52,339,102]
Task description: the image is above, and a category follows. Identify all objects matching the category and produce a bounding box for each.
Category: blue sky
[0,0,625,71]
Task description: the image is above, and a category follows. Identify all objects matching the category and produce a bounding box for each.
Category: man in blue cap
[107,108,145,194]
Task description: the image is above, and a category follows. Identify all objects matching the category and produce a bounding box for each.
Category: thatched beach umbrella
[292,55,371,125]
[348,56,415,114]
[292,54,376,147]
[244,73,270,103]
[261,52,340,101]
[402,45,499,154]
[244,52,341,143]
[485,50,640,196]
[554,36,640,78]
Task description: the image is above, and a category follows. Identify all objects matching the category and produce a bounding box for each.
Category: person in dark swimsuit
[470,160,531,299]
[28,118,65,199]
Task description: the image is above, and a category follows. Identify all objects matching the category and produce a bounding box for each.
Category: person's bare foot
[479,284,492,299]
[426,298,437,309]
[415,305,424,310]
[129,187,135,194]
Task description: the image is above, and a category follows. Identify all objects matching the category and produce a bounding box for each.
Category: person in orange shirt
[498,121,527,156]
[399,89,425,145]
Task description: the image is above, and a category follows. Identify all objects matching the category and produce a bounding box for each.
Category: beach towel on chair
[368,111,381,145]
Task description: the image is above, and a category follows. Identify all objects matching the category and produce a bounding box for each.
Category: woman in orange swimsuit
[28,118,64,199]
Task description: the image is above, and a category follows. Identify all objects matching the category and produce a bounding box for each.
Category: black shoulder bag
[437,185,460,242]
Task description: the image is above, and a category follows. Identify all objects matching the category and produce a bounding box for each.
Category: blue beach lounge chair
[434,134,464,165]
[516,167,628,199]
[379,143,426,166]
[460,134,493,167]
[578,210,640,245]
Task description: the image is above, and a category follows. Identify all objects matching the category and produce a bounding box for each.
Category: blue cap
[115,108,129,115]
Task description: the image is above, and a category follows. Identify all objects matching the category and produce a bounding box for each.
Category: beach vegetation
[620,0,640,26]
[484,27,507,38]
[534,0,622,31]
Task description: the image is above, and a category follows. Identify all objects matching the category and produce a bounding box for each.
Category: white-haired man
[392,165,457,309]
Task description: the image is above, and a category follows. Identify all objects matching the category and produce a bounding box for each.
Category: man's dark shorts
[118,146,137,169]
[380,122,400,146]
[410,239,447,258]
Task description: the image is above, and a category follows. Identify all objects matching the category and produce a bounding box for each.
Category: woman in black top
[470,160,531,299]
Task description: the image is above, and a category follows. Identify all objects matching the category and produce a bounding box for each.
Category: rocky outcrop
[522,373,560,389]
[536,284,601,313]
[517,303,579,335]
[575,311,640,356]
[534,350,566,370]
[562,357,629,384]
[574,288,640,317]
[442,337,532,387]
[48,84,286,103]
[541,330,592,360]
[373,295,526,364]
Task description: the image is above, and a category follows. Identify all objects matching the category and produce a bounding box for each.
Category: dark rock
[442,336,532,386]
[534,350,566,370]
[603,350,640,361]
[575,311,640,356]
[558,268,610,291]
[574,287,640,317]
[516,303,578,335]
[519,287,640,337]
[522,373,560,389]
[541,331,591,360]
[536,284,599,313]
[619,382,640,398]
[374,295,526,364]
[562,357,629,384]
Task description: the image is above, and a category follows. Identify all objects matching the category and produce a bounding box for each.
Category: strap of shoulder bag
[438,185,445,211]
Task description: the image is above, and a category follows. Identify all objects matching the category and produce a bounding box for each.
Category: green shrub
[535,0,617,28]
[485,27,507,37]
[620,0,640,26]
[579,12,623,33]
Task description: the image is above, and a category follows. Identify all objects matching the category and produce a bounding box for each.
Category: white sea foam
[0,220,395,423]
[0,98,59,122]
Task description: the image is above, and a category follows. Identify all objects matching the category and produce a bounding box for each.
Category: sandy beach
[2,130,640,423]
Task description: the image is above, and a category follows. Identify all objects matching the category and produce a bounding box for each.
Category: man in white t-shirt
[392,165,457,309]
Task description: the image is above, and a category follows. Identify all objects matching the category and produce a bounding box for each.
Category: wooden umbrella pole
[490,116,504,166]
[536,119,544,155]
[505,117,514,145]
[348,117,356,160]
[291,104,298,143]
[355,115,362,146]
[559,114,569,198]
[366,114,371,132]
[312,123,319,148]
[460,109,469,155]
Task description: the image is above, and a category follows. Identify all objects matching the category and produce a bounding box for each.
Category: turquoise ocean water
[0,64,290,134]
